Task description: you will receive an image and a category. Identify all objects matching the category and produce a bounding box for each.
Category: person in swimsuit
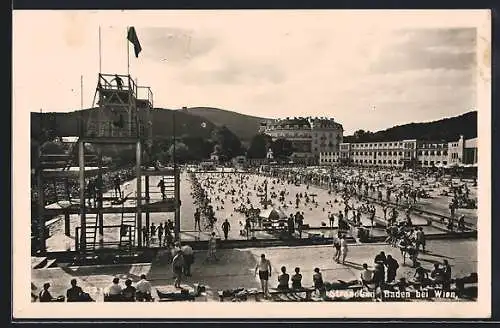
[340,234,348,264]
[255,254,272,298]
[333,232,342,263]
[277,266,290,291]
[291,267,302,290]
[313,268,326,298]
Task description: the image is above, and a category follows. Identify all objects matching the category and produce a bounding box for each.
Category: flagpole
[99,26,102,74]
[81,75,84,110]
[127,26,130,77]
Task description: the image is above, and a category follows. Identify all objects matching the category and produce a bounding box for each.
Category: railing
[98,73,137,96]
[136,86,153,108]
[75,225,135,251]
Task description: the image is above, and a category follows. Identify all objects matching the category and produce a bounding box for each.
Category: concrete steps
[31,257,58,269]
[31,257,48,269]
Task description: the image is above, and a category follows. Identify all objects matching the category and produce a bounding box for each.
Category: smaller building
[416,140,449,168]
[319,151,341,165]
[463,137,478,165]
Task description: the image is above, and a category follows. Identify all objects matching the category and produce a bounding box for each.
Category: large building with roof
[319,135,477,168]
[259,116,344,164]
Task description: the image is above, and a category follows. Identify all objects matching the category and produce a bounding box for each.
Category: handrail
[137,86,154,106]
[98,73,136,97]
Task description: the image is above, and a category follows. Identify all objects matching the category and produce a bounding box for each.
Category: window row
[418,160,448,166]
[352,159,403,165]
[350,151,411,156]
[417,150,448,156]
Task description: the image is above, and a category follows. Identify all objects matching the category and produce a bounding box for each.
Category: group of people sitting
[33,275,155,302]
[33,279,95,302]
[103,274,154,302]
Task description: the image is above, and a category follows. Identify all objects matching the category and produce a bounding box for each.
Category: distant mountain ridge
[343,111,477,143]
[182,107,270,142]
[30,107,218,140]
[30,106,477,146]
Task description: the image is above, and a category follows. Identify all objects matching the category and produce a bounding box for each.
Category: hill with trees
[181,107,269,142]
[343,111,477,143]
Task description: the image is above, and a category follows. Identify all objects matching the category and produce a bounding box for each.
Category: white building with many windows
[320,135,477,168]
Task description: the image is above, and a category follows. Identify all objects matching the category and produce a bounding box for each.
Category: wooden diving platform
[41,168,103,178]
[78,137,141,145]
[43,205,177,216]
[141,168,178,176]
[43,200,178,216]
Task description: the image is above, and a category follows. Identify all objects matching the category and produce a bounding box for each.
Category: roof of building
[273,118,311,128]
[465,137,477,148]
[262,116,344,129]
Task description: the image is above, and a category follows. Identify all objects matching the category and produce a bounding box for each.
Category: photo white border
[13,9,491,319]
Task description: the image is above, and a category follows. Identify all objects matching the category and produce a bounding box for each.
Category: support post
[36,170,46,255]
[145,175,150,246]
[174,168,181,241]
[98,149,104,246]
[136,140,142,248]
[64,212,70,237]
[79,141,86,252]
[75,227,79,251]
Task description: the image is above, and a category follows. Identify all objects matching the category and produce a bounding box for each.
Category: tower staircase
[119,206,136,251]
[83,213,99,252]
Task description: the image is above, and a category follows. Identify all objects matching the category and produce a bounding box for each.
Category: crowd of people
[31,166,136,206]
[245,247,460,302]
[32,163,477,303]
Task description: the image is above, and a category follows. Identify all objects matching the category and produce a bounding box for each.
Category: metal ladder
[119,206,136,251]
[163,175,176,199]
[83,213,98,252]
[53,178,71,205]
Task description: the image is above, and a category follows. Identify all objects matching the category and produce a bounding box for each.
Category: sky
[13,10,488,134]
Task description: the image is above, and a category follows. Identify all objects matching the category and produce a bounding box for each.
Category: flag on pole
[127,27,142,58]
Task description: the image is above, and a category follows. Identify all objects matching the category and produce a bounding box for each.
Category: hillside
[182,107,268,142]
[30,108,218,140]
[343,111,477,143]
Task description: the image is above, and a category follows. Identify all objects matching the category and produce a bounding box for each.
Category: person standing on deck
[113,174,122,199]
[181,244,194,277]
[221,219,231,240]
[328,212,335,228]
[333,232,342,263]
[113,74,123,90]
[172,249,184,288]
[385,254,399,283]
[157,179,166,200]
[86,179,96,207]
[150,223,157,245]
[255,254,272,298]
[207,232,218,261]
[369,206,376,228]
[157,223,164,247]
[194,208,201,231]
[340,234,348,264]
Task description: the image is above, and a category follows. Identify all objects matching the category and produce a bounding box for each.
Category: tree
[210,126,243,160]
[181,136,214,161]
[247,133,272,159]
[352,129,374,142]
[168,141,190,163]
[271,138,294,159]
